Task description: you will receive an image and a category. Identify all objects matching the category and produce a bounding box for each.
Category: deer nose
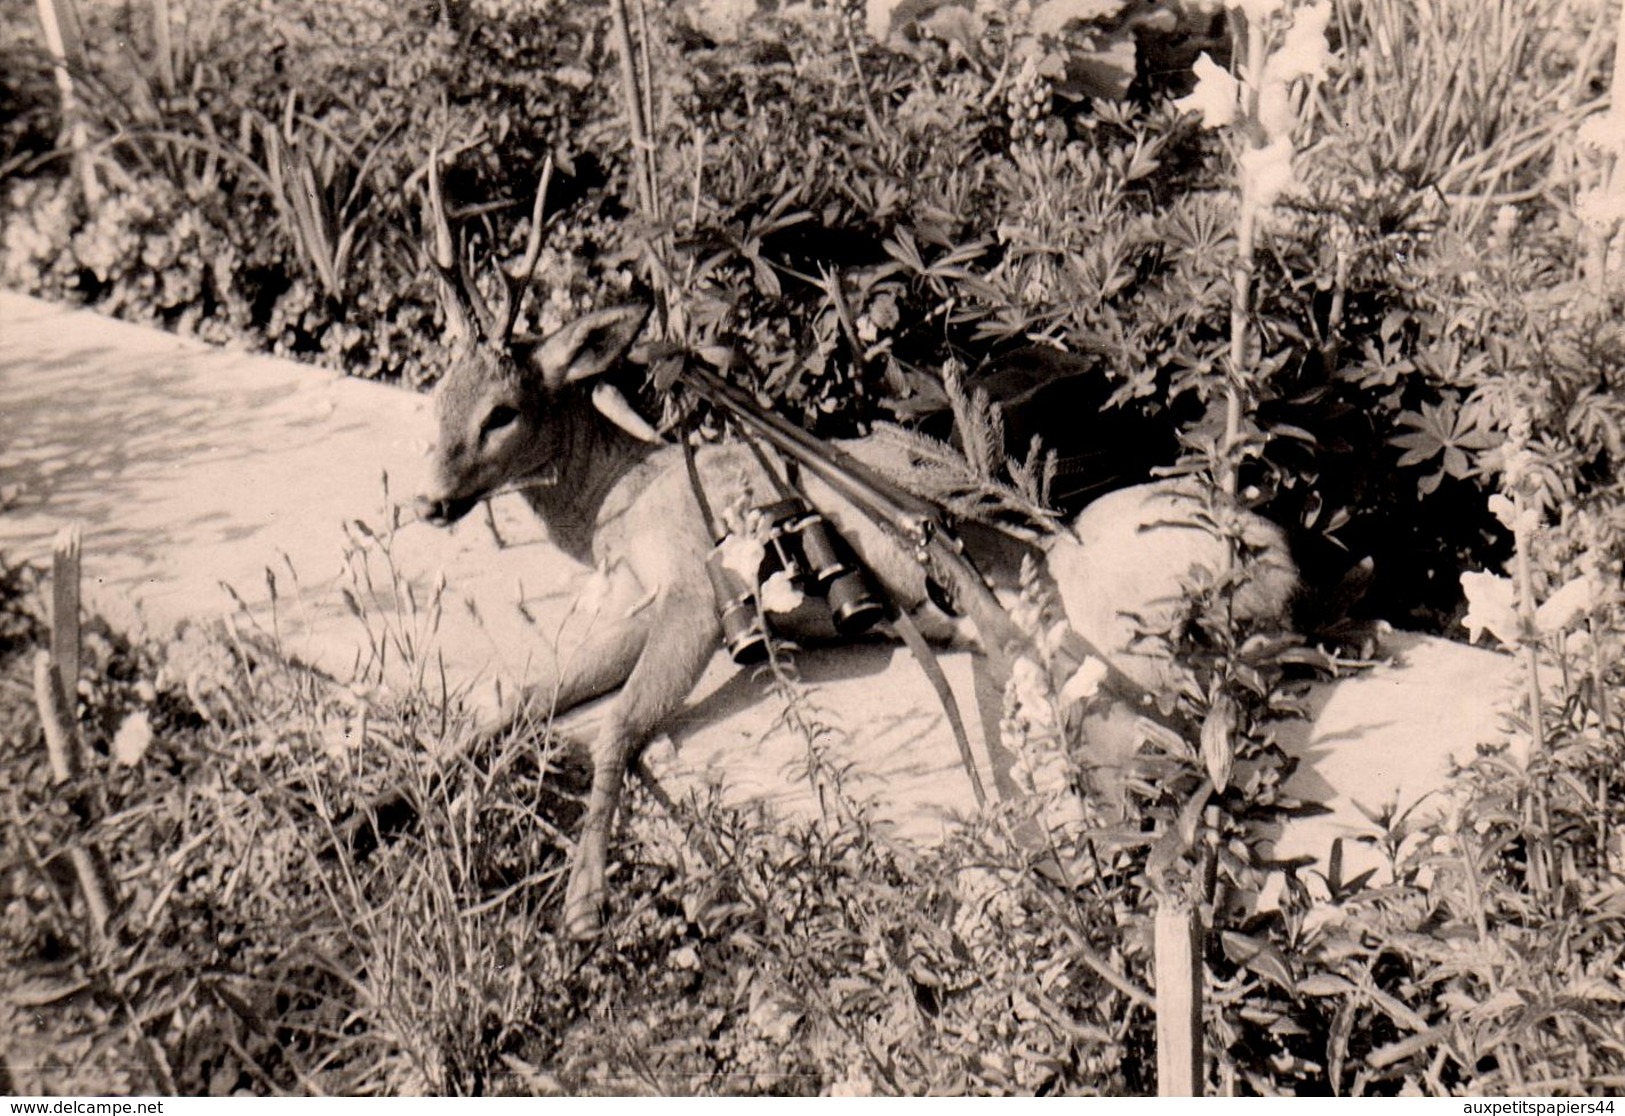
[416,493,471,527]
[416,495,449,526]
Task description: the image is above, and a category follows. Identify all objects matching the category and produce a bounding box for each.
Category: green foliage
[1260,721,1625,1095]
[0,0,614,385]
[0,18,59,180]
[1319,0,1611,227]
[3,173,249,338]
[5,0,1625,1097]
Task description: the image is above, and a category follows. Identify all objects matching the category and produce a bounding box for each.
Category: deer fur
[418,304,1300,936]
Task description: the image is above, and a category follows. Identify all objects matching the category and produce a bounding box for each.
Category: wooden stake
[51,524,81,700]
[1155,903,1203,1097]
[607,0,655,217]
[35,0,100,207]
[34,649,80,784]
[34,651,115,939]
[36,525,115,940]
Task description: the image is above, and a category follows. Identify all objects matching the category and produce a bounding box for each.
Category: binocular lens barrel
[825,569,886,634]
[793,514,884,635]
[705,547,769,665]
[708,501,887,656]
[794,515,844,582]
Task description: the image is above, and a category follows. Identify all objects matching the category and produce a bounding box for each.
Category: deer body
[419,305,1298,935]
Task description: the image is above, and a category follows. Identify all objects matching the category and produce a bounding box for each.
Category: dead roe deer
[416,300,1301,936]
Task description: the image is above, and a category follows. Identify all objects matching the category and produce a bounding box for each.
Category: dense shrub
[3,0,1624,1097]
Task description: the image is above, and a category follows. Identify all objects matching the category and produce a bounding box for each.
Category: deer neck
[521,396,657,563]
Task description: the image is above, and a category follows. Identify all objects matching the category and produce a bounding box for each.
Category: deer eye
[480,405,519,438]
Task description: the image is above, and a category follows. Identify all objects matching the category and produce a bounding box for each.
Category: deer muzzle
[416,492,478,527]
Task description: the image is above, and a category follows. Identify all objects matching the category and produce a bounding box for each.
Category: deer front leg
[499,613,653,733]
[479,558,662,734]
[562,584,721,937]
[340,600,659,857]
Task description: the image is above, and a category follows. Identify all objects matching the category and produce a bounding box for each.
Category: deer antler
[422,139,555,347]
[423,139,490,345]
[497,154,554,341]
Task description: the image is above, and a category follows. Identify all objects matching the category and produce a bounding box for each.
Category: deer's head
[412,145,654,527]
[418,304,651,526]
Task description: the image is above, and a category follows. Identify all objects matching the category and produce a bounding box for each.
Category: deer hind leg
[562,584,721,937]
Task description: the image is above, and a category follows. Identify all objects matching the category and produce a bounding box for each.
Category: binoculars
[706,545,770,665]
[707,497,888,665]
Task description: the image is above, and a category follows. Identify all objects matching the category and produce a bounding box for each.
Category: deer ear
[520,303,650,387]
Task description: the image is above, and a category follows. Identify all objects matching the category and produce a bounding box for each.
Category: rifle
[676,360,1195,802]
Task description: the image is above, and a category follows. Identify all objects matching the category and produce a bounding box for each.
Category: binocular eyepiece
[709,497,888,664]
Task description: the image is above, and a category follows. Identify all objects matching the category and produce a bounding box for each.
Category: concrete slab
[0,291,1526,885]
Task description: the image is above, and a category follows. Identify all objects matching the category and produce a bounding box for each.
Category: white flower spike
[1240,136,1297,208]
[1268,1,1334,86]
[1174,53,1240,129]
[1234,0,1287,19]
[1460,570,1520,646]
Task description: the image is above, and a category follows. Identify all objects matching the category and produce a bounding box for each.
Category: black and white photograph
[1,0,1623,1097]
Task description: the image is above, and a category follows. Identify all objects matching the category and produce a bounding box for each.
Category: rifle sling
[890,608,989,809]
[679,421,723,543]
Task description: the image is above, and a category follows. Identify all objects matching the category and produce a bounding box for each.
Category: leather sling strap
[679,420,723,543]
[891,606,990,807]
